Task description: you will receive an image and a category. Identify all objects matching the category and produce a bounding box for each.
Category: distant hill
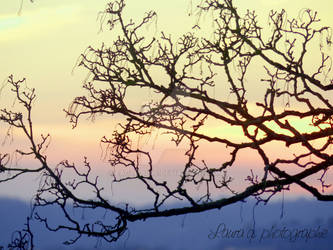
[0,197,332,250]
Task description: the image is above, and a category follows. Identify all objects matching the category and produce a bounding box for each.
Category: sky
[0,0,333,202]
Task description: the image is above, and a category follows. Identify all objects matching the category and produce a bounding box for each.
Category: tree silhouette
[1,0,333,247]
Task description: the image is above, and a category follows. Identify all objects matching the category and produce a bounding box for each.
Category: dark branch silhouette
[1,0,332,248]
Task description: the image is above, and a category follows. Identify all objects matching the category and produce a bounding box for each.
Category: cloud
[0,15,24,32]
[0,3,82,42]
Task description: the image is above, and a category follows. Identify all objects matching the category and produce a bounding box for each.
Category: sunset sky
[0,0,333,202]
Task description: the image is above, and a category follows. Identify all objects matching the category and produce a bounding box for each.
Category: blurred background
[0,0,333,249]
